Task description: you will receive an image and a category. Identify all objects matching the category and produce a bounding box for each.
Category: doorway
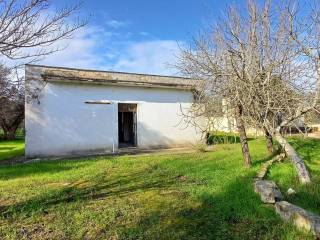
[118,103,137,148]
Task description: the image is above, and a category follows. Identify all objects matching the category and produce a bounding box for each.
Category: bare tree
[0,0,86,139]
[0,0,86,62]
[178,34,254,167]
[179,0,320,183]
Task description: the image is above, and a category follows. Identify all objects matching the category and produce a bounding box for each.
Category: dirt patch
[308,132,320,139]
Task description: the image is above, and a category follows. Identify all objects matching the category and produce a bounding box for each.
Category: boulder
[275,201,320,238]
[254,179,283,203]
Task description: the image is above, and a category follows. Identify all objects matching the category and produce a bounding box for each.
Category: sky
[37,0,251,76]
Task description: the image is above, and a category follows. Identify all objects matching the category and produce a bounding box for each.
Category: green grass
[0,140,25,162]
[0,139,316,239]
[268,137,320,215]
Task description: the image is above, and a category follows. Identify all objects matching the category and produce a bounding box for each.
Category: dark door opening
[118,103,137,148]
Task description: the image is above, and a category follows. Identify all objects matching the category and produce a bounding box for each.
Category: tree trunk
[0,115,23,140]
[264,127,273,154]
[235,105,252,167]
[273,132,311,184]
[3,128,16,140]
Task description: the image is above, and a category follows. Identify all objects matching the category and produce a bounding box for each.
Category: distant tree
[179,0,320,183]
[0,65,24,140]
[0,0,86,139]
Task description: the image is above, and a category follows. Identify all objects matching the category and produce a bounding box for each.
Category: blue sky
[39,0,248,75]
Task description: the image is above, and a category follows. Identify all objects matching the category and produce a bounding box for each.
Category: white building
[25,65,203,158]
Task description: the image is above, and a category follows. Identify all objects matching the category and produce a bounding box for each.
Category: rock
[256,153,286,180]
[256,164,270,179]
[275,201,320,238]
[286,188,296,196]
[254,179,283,203]
[275,153,286,162]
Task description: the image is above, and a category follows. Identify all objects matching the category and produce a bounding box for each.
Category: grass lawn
[0,139,318,239]
[0,140,25,162]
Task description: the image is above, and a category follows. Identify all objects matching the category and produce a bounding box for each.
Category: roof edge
[25,64,190,80]
[25,64,200,90]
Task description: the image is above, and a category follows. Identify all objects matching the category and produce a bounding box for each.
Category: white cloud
[38,24,182,76]
[139,32,149,36]
[40,26,107,70]
[105,20,127,28]
[109,40,182,75]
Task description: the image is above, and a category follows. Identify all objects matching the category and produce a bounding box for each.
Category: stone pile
[254,153,320,238]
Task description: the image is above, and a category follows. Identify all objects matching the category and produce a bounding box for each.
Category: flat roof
[26,64,199,90]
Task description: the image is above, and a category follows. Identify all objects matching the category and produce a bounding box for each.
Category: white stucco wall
[25,80,202,158]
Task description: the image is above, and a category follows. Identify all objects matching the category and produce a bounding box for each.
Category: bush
[0,128,25,140]
[194,142,208,152]
[206,131,240,145]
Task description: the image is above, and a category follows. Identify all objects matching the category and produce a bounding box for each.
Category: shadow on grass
[285,182,320,216]
[0,147,15,151]
[1,164,307,239]
[0,165,179,217]
[0,159,97,180]
[252,152,278,167]
[118,174,302,239]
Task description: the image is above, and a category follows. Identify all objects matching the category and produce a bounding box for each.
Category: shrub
[0,128,25,140]
[206,131,240,145]
[194,142,208,152]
